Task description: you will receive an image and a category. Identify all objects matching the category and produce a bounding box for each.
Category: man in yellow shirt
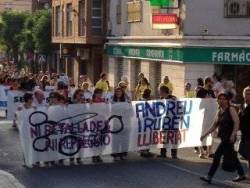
[159,76,173,94]
[95,73,109,92]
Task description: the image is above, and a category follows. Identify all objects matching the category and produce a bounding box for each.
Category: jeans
[208,140,244,177]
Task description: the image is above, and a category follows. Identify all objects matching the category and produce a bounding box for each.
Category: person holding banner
[19,93,34,110]
[91,88,105,163]
[70,89,86,164]
[200,92,246,184]
[196,77,216,159]
[118,81,132,102]
[139,88,155,158]
[157,85,178,159]
[72,89,85,104]
[110,87,129,161]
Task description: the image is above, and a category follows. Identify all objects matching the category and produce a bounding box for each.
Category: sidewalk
[0,170,25,188]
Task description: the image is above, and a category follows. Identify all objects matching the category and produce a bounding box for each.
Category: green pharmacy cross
[149,0,174,7]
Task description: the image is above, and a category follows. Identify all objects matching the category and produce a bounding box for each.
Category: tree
[33,10,53,56]
[0,11,28,65]
[0,10,53,71]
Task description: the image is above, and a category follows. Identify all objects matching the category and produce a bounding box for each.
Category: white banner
[18,98,218,166]
[7,90,25,120]
[7,90,51,120]
[0,85,8,110]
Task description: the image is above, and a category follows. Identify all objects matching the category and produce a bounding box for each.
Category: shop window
[66,3,73,36]
[224,0,250,17]
[79,0,85,36]
[62,5,64,36]
[116,0,122,24]
[127,0,142,23]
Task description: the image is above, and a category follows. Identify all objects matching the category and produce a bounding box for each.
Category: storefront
[106,44,250,100]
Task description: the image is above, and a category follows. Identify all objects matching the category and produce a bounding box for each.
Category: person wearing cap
[118,81,132,102]
[158,76,174,95]
[200,92,246,184]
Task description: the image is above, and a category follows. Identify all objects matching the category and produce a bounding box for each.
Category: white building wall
[161,62,185,97]
[108,57,116,89]
[185,64,215,92]
[183,0,250,36]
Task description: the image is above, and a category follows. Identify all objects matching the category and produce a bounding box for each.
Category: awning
[106,44,250,65]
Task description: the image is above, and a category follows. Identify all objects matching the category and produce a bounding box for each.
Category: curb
[0,170,25,188]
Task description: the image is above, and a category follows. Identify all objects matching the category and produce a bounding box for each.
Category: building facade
[106,0,250,100]
[0,0,32,12]
[52,0,107,84]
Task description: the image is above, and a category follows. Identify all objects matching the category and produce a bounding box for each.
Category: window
[224,0,250,17]
[92,0,103,35]
[247,2,250,16]
[55,6,61,36]
[116,0,122,24]
[62,5,64,36]
[79,0,85,36]
[127,0,142,23]
[66,3,73,36]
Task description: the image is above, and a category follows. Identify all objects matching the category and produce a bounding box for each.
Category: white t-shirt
[83,91,93,100]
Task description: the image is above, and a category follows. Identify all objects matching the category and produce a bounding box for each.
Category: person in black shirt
[196,77,216,98]
[239,86,250,177]
[200,93,245,184]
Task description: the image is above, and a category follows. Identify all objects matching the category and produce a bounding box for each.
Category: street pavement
[0,120,250,188]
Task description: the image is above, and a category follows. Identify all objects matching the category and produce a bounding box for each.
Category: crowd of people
[0,62,250,183]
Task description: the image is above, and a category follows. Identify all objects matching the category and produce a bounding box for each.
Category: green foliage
[0,10,52,65]
[33,10,53,55]
[0,11,28,62]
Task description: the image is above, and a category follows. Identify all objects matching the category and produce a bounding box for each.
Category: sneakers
[199,154,206,159]
[157,154,167,158]
[200,176,212,184]
[232,176,246,182]
[92,156,103,163]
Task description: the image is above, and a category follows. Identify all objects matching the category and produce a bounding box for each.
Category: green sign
[149,0,174,7]
[106,45,250,65]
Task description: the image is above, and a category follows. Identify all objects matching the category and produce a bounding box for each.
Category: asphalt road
[0,120,249,188]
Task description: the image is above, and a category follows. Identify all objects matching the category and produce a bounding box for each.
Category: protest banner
[7,90,25,120]
[17,98,217,166]
[0,85,8,110]
[7,90,51,120]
